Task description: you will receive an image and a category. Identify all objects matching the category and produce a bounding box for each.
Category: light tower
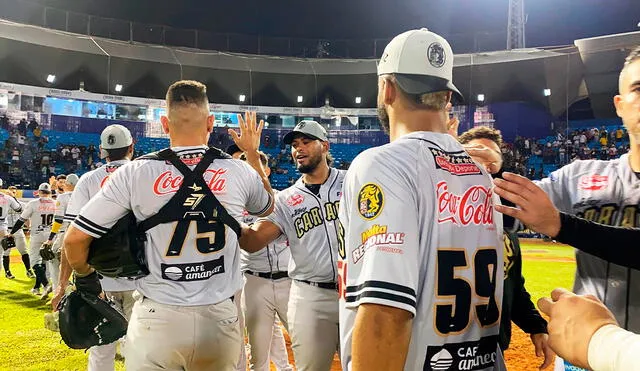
[507,0,525,50]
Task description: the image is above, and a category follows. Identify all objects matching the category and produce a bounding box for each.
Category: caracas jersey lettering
[576,204,639,227]
[294,201,340,239]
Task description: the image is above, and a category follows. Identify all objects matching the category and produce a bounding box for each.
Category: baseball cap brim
[393,73,464,103]
[283,131,324,145]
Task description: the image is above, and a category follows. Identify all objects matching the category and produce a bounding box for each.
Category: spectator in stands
[17,119,26,136]
[27,118,37,133]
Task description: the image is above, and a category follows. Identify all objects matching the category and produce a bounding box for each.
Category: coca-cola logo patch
[436,181,494,226]
[153,169,227,196]
[287,194,304,207]
[430,148,481,176]
[579,175,609,191]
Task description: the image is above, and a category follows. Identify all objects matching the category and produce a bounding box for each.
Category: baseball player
[64,81,274,370]
[9,183,56,295]
[240,151,294,371]
[338,29,505,371]
[240,120,344,371]
[52,125,137,371]
[40,174,79,300]
[5,186,32,278]
[0,181,26,279]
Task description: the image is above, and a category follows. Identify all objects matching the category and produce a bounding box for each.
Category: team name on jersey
[153,169,227,196]
[293,201,340,239]
[436,181,493,226]
[576,203,639,227]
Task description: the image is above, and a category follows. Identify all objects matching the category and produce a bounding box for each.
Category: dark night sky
[31,0,640,48]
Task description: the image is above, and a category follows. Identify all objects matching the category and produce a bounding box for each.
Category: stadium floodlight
[46,74,56,83]
[477,94,485,102]
[543,88,552,97]
[297,95,304,103]
[115,84,123,93]
[355,97,362,104]
[239,94,246,102]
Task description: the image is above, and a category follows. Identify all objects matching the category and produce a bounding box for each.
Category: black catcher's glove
[1,235,15,251]
[40,241,56,261]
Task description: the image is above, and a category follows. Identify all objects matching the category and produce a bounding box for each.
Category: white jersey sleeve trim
[247,192,273,216]
[72,215,109,238]
[344,280,417,317]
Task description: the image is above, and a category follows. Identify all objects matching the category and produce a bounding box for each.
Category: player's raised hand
[537,288,618,370]
[228,111,264,154]
[493,172,561,237]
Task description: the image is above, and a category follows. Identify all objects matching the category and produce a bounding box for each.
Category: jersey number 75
[165,220,226,257]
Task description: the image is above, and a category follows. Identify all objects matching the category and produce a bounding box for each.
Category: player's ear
[206,114,214,133]
[614,95,624,119]
[381,77,397,106]
[160,116,170,134]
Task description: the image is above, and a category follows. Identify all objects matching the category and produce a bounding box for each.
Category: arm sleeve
[263,193,288,234]
[510,274,548,335]
[534,164,576,213]
[72,166,132,239]
[588,324,640,371]
[66,176,90,222]
[555,212,640,270]
[341,155,420,316]
[9,197,21,213]
[243,164,273,216]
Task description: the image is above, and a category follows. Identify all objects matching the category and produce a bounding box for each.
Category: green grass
[0,250,125,371]
[0,242,576,370]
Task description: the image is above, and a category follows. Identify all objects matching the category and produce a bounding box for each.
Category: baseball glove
[1,235,15,251]
[58,290,128,350]
[40,241,56,261]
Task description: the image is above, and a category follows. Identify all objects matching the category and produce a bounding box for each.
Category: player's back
[0,192,21,226]
[75,147,272,306]
[24,197,56,235]
[339,132,504,371]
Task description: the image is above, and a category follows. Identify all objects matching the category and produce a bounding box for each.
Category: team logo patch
[427,42,446,68]
[437,181,493,226]
[430,148,481,176]
[287,194,305,207]
[107,134,116,146]
[358,183,384,220]
[579,175,609,191]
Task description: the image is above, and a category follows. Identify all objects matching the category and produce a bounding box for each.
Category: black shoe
[5,271,15,279]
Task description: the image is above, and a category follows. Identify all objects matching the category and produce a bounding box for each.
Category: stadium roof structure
[0,19,638,117]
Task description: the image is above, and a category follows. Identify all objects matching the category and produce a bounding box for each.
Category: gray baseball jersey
[339,132,505,371]
[54,192,72,232]
[241,194,291,274]
[0,193,22,231]
[72,146,273,306]
[20,197,56,236]
[68,160,136,292]
[537,153,640,331]
[262,168,345,283]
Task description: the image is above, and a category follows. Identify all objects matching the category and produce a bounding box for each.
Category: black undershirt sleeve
[555,212,640,270]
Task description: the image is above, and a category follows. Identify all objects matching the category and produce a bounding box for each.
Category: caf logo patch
[358,183,384,220]
[427,42,446,68]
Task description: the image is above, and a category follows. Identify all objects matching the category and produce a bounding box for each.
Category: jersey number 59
[435,248,499,335]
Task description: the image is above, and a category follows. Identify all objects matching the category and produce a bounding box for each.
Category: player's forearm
[352,304,412,371]
[48,219,63,241]
[9,219,24,235]
[244,150,274,199]
[238,225,270,253]
[63,225,93,275]
[57,248,73,288]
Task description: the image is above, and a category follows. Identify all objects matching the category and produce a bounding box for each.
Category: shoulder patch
[357,183,384,220]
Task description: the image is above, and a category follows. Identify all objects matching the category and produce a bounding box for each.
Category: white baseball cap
[100,124,133,159]
[65,174,79,186]
[378,28,463,101]
[283,121,328,145]
[38,183,52,193]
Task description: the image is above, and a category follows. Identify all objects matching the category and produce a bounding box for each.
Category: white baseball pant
[1,229,27,256]
[125,292,241,371]
[28,233,46,267]
[235,288,247,371]
[242,273,293,371]
[287,280,339,371]
[88,290,135,371]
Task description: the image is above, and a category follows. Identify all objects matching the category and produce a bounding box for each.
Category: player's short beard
[377,103,390,134]
[297,152,323,174]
